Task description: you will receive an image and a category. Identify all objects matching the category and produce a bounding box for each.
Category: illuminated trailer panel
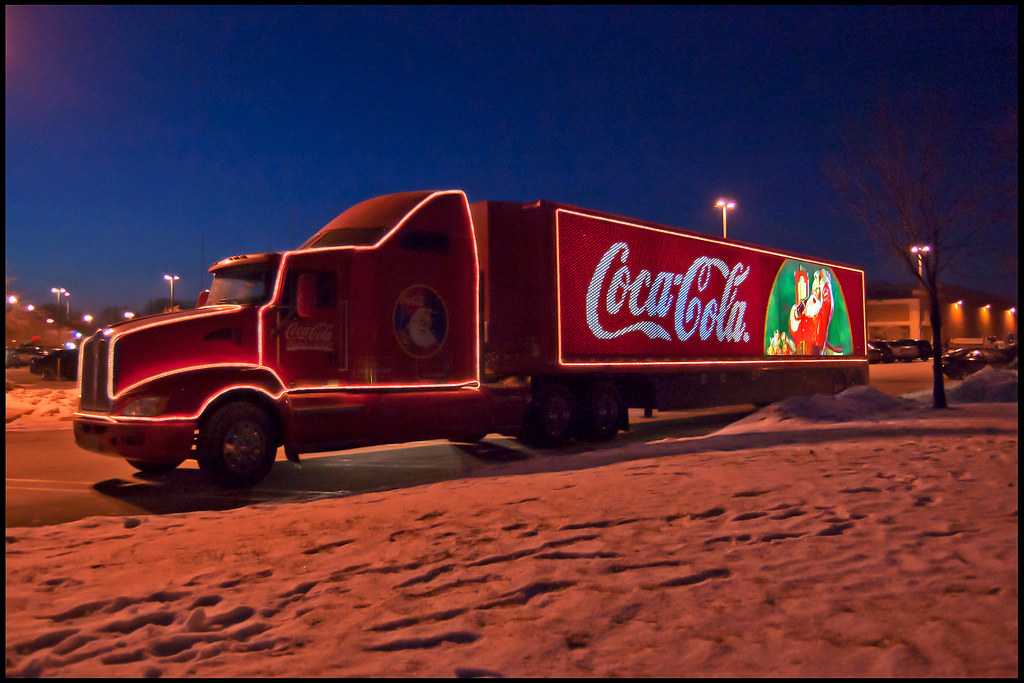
[473,200,866,375]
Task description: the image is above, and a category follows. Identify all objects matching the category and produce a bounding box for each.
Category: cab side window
[282,270,337,310]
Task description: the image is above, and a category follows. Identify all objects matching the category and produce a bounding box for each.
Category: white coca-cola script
[285,321,334,352]
[584,242,751,344]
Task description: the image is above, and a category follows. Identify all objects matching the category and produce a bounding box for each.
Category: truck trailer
[74,190,868,487]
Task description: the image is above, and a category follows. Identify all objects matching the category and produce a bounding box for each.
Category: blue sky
[5,5,1018,315]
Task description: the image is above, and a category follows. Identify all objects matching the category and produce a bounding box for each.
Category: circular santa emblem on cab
[393,285,448,358]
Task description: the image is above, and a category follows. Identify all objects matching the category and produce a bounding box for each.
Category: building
[866,283,1018,349]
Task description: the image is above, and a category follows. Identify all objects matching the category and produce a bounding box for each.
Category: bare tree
[827,97,1012,409]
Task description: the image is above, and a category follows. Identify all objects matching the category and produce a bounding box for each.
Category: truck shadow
[90,407,759,517]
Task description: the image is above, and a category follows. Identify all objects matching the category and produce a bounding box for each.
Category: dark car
[867,340,895,364]
[29,348,79,381]
[941,344,1017,380]
[890,338,932,361]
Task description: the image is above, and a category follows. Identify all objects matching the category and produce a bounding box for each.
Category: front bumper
[73,416,196,464]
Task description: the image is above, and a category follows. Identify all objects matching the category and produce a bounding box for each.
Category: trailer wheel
[197,402,276,488]
[578,382,623,442]
[523,384,574,447]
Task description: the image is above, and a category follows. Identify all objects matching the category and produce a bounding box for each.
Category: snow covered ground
[5,368,1018,677]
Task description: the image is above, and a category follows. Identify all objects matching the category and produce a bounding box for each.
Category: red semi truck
[74,190,868,487]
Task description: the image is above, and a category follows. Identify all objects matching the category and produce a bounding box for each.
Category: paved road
[5,361,936,528]
[5,405,754,528]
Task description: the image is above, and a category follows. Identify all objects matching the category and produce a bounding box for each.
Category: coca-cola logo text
[285,321,334,351]
[585,242,751,344]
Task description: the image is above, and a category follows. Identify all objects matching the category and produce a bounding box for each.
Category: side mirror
[296,274,317,318]
[196,290,210,308]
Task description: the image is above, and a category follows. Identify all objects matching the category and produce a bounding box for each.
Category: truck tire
[523,384,574,447]
[577,382,623,442]
[197,402,277,488]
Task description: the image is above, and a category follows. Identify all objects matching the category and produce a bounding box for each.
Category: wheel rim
[222,420,266,473]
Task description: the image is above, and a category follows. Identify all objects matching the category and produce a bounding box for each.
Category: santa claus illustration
[789,267,834,355]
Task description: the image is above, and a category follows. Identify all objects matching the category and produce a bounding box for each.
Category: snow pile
[743,385,918,425]
[4,387,78,430]
[914,366,1018,404]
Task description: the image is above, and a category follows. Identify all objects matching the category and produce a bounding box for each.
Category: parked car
[867,340,895,364]
[890,338,932,361]
[941,344,1017,380]
[29,348,79,381]
[6,348,19,368]
[12,343,46,367]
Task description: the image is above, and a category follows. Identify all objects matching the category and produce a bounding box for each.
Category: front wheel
[197,402,277,488]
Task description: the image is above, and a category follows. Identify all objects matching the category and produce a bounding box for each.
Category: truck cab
[74,190,506,487]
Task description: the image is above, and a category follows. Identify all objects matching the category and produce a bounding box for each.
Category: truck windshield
[207,264,275,306]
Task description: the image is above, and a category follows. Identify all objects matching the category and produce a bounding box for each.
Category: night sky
[5,6,1018,317]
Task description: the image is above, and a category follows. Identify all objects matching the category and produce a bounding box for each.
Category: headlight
[122,396,169,417]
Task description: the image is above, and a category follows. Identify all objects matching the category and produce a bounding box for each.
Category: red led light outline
[554,207,868,367]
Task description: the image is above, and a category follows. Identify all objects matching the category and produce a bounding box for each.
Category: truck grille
[79,335,112,412]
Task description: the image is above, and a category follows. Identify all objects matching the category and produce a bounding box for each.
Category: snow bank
[904,366,1019,404]
[4,387,78,430]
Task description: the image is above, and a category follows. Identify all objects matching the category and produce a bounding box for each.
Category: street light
[910,245,931,278]
[164,274,180,309]
[51,287,66,342]
[50,288,67,319]
[715,199,736,239]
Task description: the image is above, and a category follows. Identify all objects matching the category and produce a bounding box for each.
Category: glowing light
[164,274,180,307]
[910,245,931,278]
[714,199,736,239]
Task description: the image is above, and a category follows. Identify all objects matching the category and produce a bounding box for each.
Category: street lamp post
[715,199,736,239]
[50,288,66,319]
[164,274,180,310]
[51,287,66,345]
[910,245,931,279]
